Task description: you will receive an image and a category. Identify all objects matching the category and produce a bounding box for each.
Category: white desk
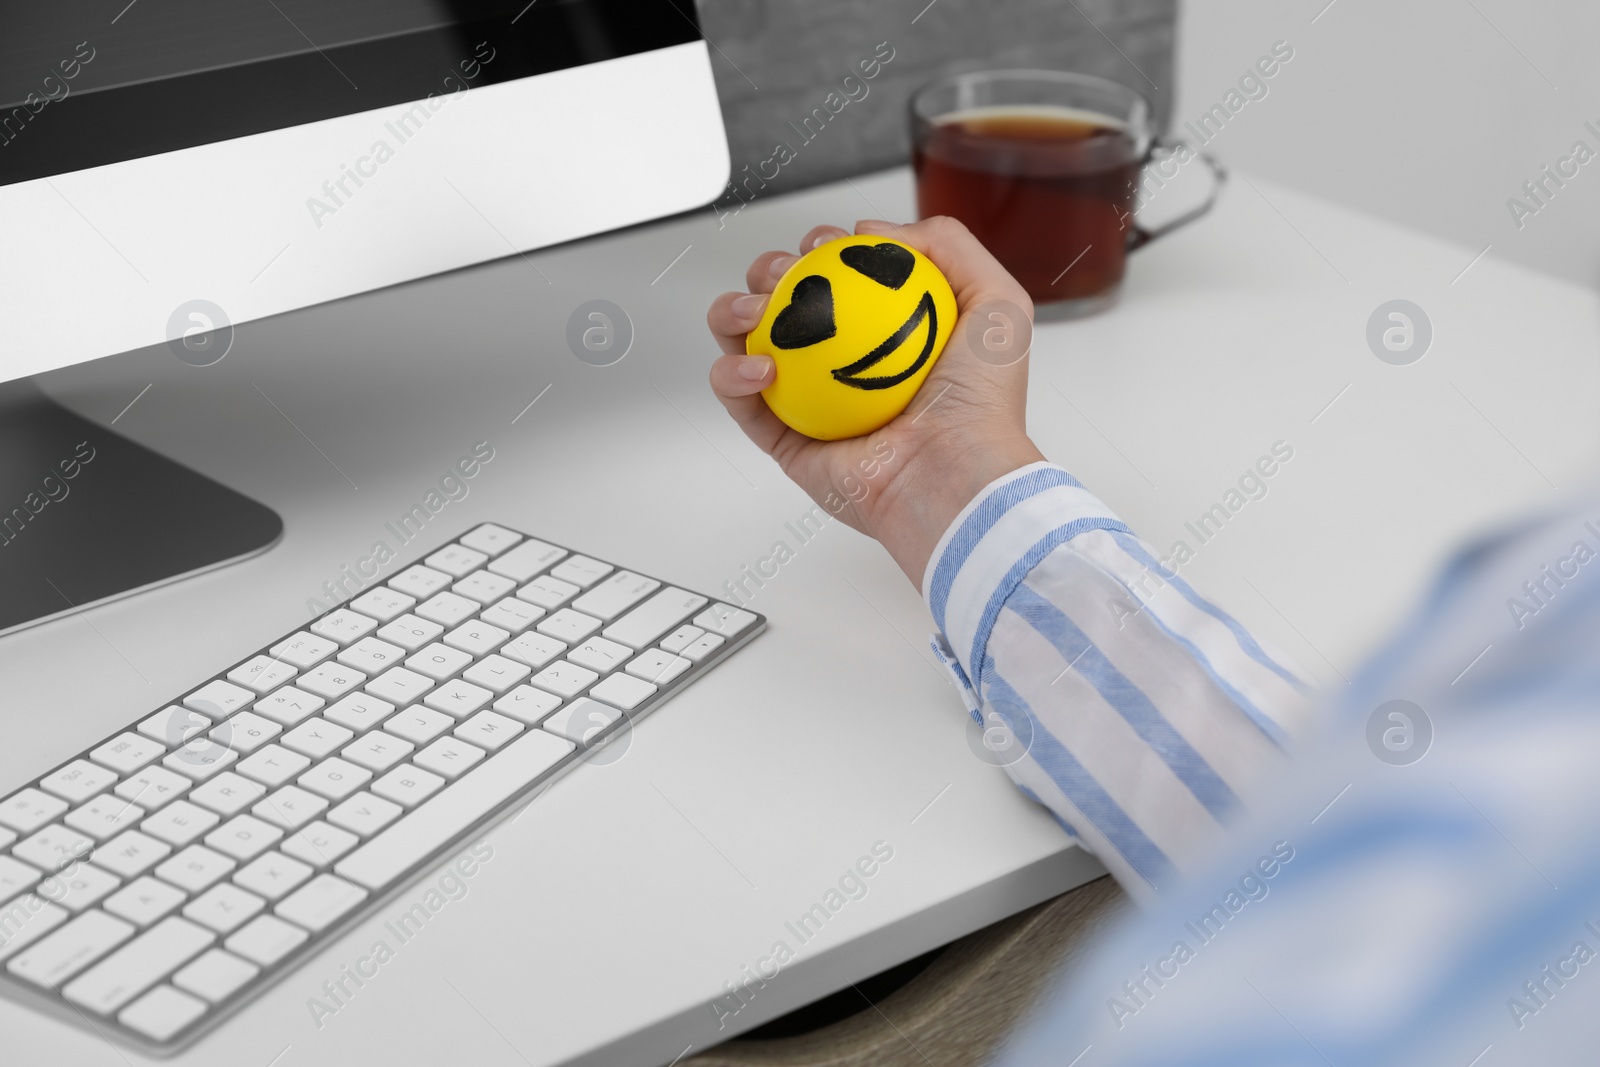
[5,165,1597,1065]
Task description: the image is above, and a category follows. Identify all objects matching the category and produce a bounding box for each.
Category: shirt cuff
[921,462,1132,693]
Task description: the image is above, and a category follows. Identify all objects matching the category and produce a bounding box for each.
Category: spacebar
[335,730,575,890]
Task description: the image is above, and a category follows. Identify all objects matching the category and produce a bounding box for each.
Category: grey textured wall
[698,0,1177,206]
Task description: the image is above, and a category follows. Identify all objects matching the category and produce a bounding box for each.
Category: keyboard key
[0,826,13,851]
[542,697,623,744]
[0,856,42,906]
[155,846,236,892]
[453,569,517,604]
[276,874,366,933]
[269,632,338,670]
[278,822,359,869]
[459,523,522,557]
[119,984,207,1040]
[375,613,444,651]
[252,786,328,831]
[369,767,445,807]
[14,825,95,872]
[442,619,511,656]
[348,586,416,623]
[184,883,265,934]
[342,732,414,773]
[492,686,562,725]
[325,793,402,837]
[589,674,657,710]
[0,898,69,962]
[89,733,165,775]
[572,570,661,619]
[681,633,726,662]
[254,686,327,727]
[603,588,708,648]
[184,680,255,720]
[423,679,494,719]
[205,816,282,862]
[104,876,186,927]
[529,661,598,699]
[236,745,312,789]
[337,636,407,675]
[214,710,281,754]
[626,649,692,685]
[487,538,566,582]
[94,831,172,878]
[478,597,543,634]
[172,948,259,1003]
[115,766,191,811]
[383,707,454,746]
[365,666,434,705]
[336,730,573,890]
[516,574,579,610]
[224,915,307,967]
[139,706,210,747]
[298,758,372,801]
[298,661,367,701]
[281,719,355,761]
[695,603,759,638]
[40,760,118,804]
[63,916,214,1014]
[7,909,134,987]
[163,738,239,781]
[461,654,531,693]
[226,655,297,695]
[309,608,378,646]
[412,737,485,780]
[0,789,68,834]
[567,636,632,673]
[425,543,488,578]
[141,801,220,847]
[536,608,602,643]
[406,643,472,681]
[233,852,313,901]
[388,565,451,600]
[39,863,119,913]
[499,631,566,670]
[454,711,523,751]
[66,794,147,841]
[660,624,704,653]
[415,591,479,628]
[188,774,266,818]
[550,555,612,588]
[323,693,396,734]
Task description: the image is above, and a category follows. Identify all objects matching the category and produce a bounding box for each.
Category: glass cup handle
[1126,138,1228,251]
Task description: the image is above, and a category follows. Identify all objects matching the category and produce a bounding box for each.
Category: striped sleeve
[923,462,1313,901]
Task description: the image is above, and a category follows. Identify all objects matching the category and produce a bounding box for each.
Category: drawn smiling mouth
[830,292,938,391]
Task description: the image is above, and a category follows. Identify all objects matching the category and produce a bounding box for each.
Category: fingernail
[856,219,893,231]
[768,254,798,278]
[732,293,767,320]
[737,356,773,381]
[809,232,834,250]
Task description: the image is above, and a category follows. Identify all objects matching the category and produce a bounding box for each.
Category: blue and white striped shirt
[926,462,1600,1064]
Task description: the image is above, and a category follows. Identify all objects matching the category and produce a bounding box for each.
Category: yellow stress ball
[747,235,958,441]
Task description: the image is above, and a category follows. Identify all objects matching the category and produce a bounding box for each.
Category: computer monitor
[0,0,730,635]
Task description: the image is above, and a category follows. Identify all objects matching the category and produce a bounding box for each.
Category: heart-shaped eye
[770,275,836,349]
[840,242,915,289]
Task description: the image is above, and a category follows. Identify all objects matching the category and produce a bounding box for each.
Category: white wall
[1173,0,1600,288]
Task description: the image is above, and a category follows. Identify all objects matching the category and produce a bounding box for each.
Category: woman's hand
[707,216,1045,589]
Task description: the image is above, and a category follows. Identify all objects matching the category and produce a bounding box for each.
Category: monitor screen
[0,0,698,185]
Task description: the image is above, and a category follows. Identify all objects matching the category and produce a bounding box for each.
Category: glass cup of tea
[911,69,1224,318]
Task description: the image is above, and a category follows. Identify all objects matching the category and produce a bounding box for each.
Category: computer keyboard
[0,523,763,1053]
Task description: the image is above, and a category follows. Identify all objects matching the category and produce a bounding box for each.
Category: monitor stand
[0,380,283,637]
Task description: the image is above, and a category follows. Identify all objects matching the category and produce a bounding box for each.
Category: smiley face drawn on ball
[767,243,940,391]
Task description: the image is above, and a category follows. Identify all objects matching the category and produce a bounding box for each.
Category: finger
[855,216,1031,313]
[798,224,850,254]
[707,291,771,355]
[745,250,799,295]
[709,353,788,456]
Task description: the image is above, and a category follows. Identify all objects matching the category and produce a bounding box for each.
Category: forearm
[925,463,1314,901]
